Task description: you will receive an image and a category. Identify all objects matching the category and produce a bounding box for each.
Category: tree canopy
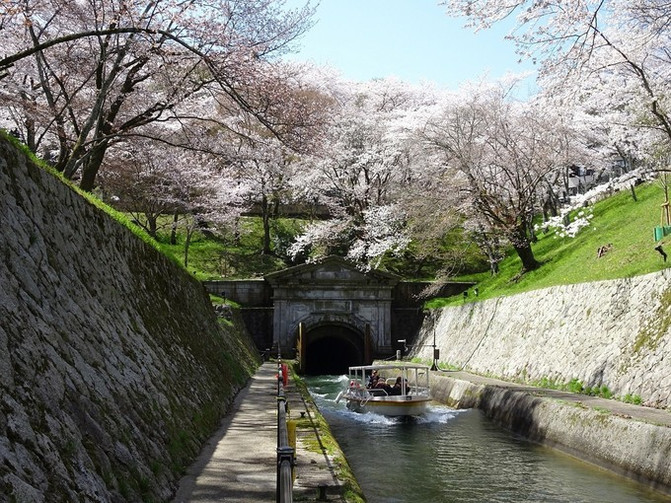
[0,0,317,190]
[2,0,670,278]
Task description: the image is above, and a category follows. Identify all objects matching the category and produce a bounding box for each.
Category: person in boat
[390,377,411,395]
[374,376,392,393]
[389,376,403,395]
[367,370,379,388]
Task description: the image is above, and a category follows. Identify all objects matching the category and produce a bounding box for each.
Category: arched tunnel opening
[303,324,365,375]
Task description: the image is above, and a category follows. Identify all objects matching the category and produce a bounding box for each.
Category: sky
[283,0,538,93]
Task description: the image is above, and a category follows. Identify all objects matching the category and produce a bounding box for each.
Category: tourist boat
[335,364,431,417]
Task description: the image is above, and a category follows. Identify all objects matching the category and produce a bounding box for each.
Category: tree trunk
[170,212,178,245]
[24,117,36,153]
[184,227,193,269]
[147,214,158,239]
[483,243,500,276]
[514,243,540,272]
[261,194,272,255]
[510,225,540,272]
[79,140,109,191]
[233,218,241,246]
[490,260,499,275]
[413,257,427,276]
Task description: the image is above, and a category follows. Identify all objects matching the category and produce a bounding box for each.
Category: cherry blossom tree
[394,179,473,278]
[440,0,671,164]
[226,133,299,255]
[384,105,474,277]
[0,0,316,191]
[98,138,181,239]
[192,67,335,257]
[422,82,584,273]
[96,124,245,267]
[156,150,243,269]
[287,78,430,268]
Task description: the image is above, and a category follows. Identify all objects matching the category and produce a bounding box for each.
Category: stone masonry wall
[0,136,259,502]
[414,270,671,408]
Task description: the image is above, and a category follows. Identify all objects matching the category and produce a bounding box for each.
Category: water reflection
[306,375,671,503]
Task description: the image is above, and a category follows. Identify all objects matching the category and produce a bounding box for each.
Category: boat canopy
[348,364,430,372]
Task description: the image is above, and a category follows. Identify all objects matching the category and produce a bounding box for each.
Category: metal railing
[276,350,294,503]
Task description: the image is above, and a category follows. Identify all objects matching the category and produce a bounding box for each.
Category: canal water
[305,375,671,503]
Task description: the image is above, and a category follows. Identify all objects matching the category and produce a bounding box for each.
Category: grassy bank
[151,179,671,307]
[430,181,671,307]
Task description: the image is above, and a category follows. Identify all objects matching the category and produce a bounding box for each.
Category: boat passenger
[389,377,403,395]
[390,377,411,395]
[374,379,392,393]
[367,370,379,388]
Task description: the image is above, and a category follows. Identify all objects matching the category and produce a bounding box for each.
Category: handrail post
[276,445,294,503]
[275,349,294,502]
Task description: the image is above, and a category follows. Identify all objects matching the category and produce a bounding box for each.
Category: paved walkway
[172,362,343,503]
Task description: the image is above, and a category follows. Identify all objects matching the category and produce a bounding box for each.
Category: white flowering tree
[287,78,430,268]
[0,0,316,191]
[422,82,586,273]
[98,138,184,239]
[440,0,671,164]
[95,116,247,266]
[225,132,300,255]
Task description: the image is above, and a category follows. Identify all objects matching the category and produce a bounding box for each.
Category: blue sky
[283,0,537,92]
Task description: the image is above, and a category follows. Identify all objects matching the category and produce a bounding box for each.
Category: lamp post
[397,339,407,360]
[430,326,439,371]
[397,336,439,371]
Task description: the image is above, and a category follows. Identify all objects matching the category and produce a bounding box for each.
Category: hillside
[430,180,671,306]
[156,177,671,308]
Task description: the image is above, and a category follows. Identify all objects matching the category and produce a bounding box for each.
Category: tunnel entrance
[303,324,364,375]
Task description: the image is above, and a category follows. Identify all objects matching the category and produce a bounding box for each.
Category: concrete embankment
[414,271,671,409]
[431,370,671,496]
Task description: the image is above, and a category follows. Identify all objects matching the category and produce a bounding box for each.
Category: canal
[306,375,671,503]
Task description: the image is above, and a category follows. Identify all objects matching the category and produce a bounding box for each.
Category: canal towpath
[438,369,671,427]
[172,362,345,503]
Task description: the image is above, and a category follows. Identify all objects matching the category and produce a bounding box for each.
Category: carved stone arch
[291,312,372,343]
[265,256,399,371]
[294,313,370,375]
[204,256,474,370]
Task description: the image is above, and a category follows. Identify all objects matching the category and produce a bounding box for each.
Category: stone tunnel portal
[302,323,365,375]
[204,257,475,371]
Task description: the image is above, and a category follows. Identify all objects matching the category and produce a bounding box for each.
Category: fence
[276,353,294,503]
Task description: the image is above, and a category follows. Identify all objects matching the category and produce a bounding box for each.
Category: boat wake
[417,405,467,424]
[337,408,398,425]
[326,404,467,427]
[305,374,468,426]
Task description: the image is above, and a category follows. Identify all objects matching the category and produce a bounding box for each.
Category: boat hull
[345,396,430,417]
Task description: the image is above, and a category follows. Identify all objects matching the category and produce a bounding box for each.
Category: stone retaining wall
[0,136,259,502]
[414,272,671,408]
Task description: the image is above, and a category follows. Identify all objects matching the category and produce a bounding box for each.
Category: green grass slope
[430,181,671,307]
[153,218,295,280]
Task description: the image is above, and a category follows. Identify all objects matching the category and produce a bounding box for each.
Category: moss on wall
[0,135,260,501]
